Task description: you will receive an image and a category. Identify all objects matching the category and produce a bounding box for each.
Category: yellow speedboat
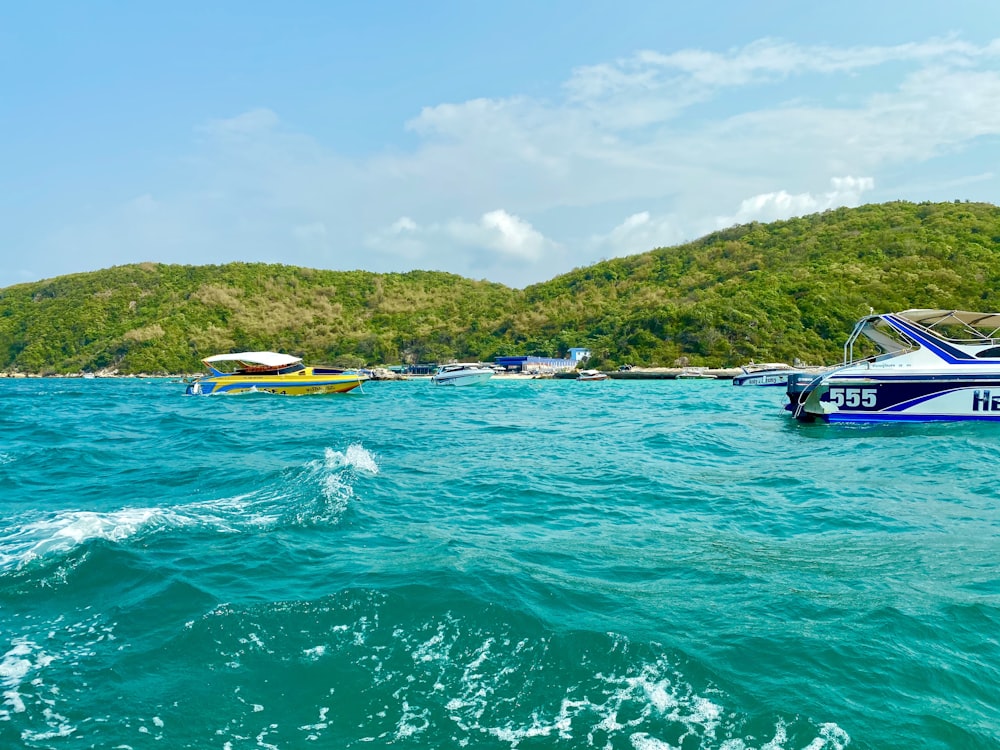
[185,352,366,396]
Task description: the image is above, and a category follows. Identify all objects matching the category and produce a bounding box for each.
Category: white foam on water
[0,638,77,740]
[711,717,851,750]
[19,707,77,741]
[352,615,851,750]
[266,443,380,527]
[1,639,55,716]
[298,706,330,732]
[630,733,674,750]
[325,444,379,476]
[0,612,116,734]
[303,645,326,660]
[805,723,851,750]
[761,720,788,749]
[0,444,379,569]
[394,700,431,740]
[0,506,206,571]
[316,444,379,513]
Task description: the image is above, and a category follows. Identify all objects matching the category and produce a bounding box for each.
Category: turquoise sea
[1,377,998,749]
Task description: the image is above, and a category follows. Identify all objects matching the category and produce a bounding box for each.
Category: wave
[1,585,850,748]
[0,609,116,737]
[37,587,846,749]
[0,443,380,571]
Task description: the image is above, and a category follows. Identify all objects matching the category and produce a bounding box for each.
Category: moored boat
[431,363,494,386]
[185,352,366,396]
[577,369,609,381]
[676,368,716,379]
[732,362,806,387]
[788,309,1000,422]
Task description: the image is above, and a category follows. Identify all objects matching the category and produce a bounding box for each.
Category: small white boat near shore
[577,369,609,381]
[431,363,495,386]
[676,368,716,379]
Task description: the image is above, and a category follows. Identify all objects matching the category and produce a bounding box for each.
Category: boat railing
[911,310,1000,342]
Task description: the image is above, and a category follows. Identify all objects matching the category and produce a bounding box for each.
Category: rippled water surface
[1,377,998,749]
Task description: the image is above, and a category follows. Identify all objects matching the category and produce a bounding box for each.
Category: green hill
[3,200,999,374]
[0,265,519,374]
[520,200,1000,368]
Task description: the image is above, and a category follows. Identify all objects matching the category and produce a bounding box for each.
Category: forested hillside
[519,200,1000,368]
[2,201,999,374]
[0,265,519,374]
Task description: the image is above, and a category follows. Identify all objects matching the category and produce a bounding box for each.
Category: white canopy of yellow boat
[202,351,303,369]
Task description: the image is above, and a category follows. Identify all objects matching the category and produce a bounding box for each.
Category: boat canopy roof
[896,309,1000,329]
[202,351,302,367]
[439,363,488,370]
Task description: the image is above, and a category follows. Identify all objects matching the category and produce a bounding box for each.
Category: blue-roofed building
[494,355,576,373]
[568,348,591,363]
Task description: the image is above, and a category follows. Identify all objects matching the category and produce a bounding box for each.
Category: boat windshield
[235,362,306,376]
[207,361,306,376]
[845,317,917,364]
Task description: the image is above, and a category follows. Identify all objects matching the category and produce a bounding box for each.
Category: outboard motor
[785,372,812,412]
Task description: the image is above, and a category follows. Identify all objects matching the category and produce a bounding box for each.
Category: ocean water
[1,377,998,750]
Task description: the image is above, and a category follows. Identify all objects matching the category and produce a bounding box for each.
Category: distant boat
[732,362,805,387]
[431,363,495,386]
[577,369,608,381]
[676,368,716,379]
[185,352,366,396]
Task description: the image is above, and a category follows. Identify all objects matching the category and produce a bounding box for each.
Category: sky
[2,1,1000,289]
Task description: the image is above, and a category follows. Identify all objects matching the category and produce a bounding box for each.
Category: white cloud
[566,36,1000,101]
[719,176,876,226]
[587,177,876,262]
[591,211,689,259]
[200,108,281,138]
[390,217,418,233]
[475,210,550,260]
[365,210,561,283]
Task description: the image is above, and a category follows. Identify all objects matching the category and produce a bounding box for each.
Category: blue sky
[3,1,1000,289]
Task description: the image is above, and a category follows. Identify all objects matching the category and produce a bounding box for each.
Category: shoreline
[0,367,748,381]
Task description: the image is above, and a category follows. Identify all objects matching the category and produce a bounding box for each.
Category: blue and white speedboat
[787,309,1000,422]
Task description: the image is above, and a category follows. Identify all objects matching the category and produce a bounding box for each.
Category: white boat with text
[733,362,808,387]
[431,363,495,386]
[787,309,1000,422]
[577,369,609,381]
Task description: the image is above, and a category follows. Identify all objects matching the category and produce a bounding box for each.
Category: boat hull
[787,373,1000,422]
[733,369,801,387]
